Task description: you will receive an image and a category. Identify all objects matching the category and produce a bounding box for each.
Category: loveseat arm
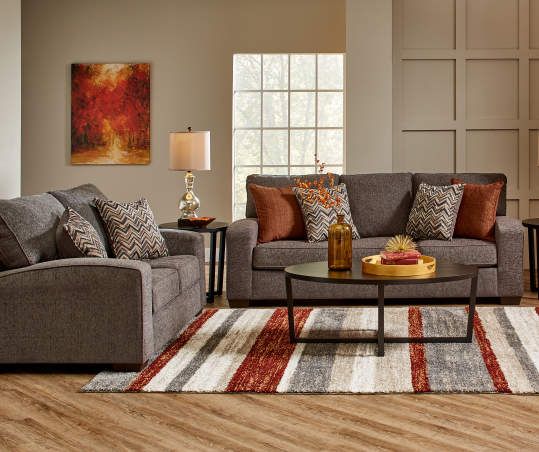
[0,258,154,365]
[161,229,206,305]
[495,216,524,297]
[226,218,258,301]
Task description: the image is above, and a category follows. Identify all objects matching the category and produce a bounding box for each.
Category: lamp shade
[169,131,211,171]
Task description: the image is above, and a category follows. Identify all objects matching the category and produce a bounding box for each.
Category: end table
[159,221,228,303]
[523,218,539,294]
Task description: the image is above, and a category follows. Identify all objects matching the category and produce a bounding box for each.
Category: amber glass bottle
[328,214,353,270]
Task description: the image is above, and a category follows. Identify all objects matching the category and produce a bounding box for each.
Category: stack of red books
[380,250,421,265]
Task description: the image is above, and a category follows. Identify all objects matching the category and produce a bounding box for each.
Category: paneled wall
[393,0,539,222]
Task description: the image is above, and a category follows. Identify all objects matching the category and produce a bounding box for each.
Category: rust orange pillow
[451,178,504,241]
[248,184,306,243]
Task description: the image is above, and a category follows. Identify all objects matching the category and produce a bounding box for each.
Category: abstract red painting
[71,63,150,164]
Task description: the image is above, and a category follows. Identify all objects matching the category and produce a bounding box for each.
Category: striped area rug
[82,307,539,394]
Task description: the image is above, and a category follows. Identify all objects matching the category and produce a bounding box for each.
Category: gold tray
[361,255,436,277]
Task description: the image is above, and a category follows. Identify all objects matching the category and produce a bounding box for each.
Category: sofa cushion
[56,207,108,258]
[49,184,112,256]
[418,238,497,266]
[252,237,497,269]
[148,255,200,291]
[0,193,65,269]
[245,174,338,218]
[253,237,389,269]
[248,184,305,242]
[293,184,359,242]
[412,173,507,216]
[339,173,413,237]
[94,198,168,260]
[451,178,504,242]
[151,268,180,312]
[406,182,464,241]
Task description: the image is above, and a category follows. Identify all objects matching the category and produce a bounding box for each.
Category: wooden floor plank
[1,269,538,451]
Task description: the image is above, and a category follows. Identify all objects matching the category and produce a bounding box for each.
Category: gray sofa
[226,173,523,305]
[0,184,205,370]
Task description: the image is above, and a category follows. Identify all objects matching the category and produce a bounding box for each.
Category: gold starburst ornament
[384,235,417,253]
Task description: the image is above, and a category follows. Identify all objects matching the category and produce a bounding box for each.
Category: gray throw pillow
[56,208,108,258]
[293,184,359,242]
[94,198,168,260]
[406,182,464,241]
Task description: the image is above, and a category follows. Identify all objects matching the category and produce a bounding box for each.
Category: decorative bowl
[361,255,436,276]
[178,216,216,228]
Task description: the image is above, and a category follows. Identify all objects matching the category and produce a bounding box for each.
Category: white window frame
[232,53,346,220]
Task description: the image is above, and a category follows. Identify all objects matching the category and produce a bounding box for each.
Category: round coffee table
[284,261,478,357]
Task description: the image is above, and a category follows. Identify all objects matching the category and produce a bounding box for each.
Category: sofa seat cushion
[417,238,497,266]
[151,268,180,312]
[148,255,200,291]
[0,193,65,269]
[252,237,497,269]
[253,237,390,269]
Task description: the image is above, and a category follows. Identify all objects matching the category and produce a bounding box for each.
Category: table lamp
[169,127,211,219]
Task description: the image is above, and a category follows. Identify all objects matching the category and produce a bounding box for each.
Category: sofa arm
[0,258,154,365]
[161,229,206,306]
[226,218,258,301]
[495,216,524,297]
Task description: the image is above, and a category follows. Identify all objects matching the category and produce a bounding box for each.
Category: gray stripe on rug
[422,307,494,392]
[494,308,539,392]
[287,308,348,393]
[165,309,246,391]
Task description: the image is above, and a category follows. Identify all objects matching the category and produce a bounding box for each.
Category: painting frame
[71,63,151,165]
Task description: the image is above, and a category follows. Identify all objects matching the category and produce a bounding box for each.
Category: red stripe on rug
[225,307,312,393]
[408,307,430,393]
[126,309,218,392]
[471,309,511,393]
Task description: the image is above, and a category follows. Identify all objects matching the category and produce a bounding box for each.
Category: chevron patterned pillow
[293,184,359,243]
[57,207,108,258]
[406,182,465,241]
[94,198,168,260]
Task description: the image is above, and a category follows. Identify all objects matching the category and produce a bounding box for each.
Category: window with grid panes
[232,53,345,220]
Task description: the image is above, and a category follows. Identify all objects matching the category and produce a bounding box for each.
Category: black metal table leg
[377,284,385,357]
[216,229,226,296]
[207,231,217,303]
[528,227,537,292]
[467,275,478,341]
[286,275,296,343]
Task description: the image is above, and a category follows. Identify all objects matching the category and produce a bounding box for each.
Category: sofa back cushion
[339,173,413,237]
[0,193,65,269]
[412,173,507,216]
[245,174,338,218]
[49,184,112,255]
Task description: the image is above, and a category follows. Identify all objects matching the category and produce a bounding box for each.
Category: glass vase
[328,214,353,271]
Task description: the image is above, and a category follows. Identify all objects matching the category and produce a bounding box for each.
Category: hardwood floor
[1,271,538,451]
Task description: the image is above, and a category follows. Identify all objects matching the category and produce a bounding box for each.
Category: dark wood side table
[159,221,228,303]
[523,219,539,293]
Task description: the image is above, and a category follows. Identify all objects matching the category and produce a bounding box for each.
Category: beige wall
[346,0,393,173]
[22,0,345,222]
[0,0,21,199]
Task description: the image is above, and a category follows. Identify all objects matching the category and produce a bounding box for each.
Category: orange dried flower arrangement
[293,159,342,209]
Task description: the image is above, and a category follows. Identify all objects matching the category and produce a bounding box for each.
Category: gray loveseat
[0,184,205,370]
[226,173,523,306]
